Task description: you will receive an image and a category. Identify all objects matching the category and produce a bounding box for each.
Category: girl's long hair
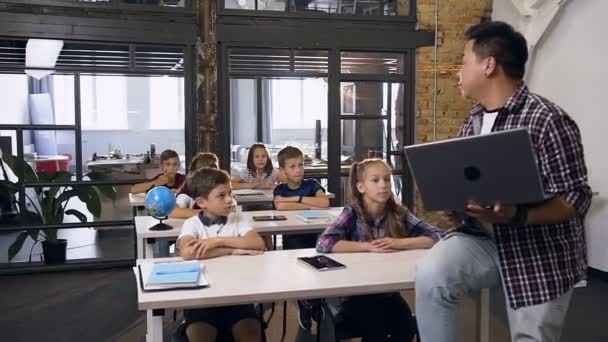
[349,159,408,238]
[246,143,274,176]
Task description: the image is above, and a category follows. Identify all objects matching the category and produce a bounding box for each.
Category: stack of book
[138,260,208,291]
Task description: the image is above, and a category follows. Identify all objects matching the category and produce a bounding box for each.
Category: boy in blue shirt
[273,146,329,330]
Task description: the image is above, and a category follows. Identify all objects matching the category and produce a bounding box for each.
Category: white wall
[494,1,608,271]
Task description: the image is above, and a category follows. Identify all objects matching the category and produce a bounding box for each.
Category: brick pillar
[415,0,492,228]
[197,0,218,154]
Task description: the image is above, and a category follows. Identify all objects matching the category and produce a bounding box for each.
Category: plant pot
[42,239,67,264]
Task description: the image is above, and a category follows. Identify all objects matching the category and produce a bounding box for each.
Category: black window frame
[0,39,197,274]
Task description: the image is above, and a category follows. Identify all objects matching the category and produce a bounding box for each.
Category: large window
[226,47,412,205]
[0,39,192,271]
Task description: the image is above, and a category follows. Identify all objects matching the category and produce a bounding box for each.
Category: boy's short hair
[187,167,231,199]
[190,152,219,172]
[277,146,303,168]
[160,149,179,163]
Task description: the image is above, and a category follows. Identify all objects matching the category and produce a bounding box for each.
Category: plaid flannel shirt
[458,84,592,309]
[316,205,443,253]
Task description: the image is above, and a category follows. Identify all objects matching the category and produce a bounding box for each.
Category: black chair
[321,300,420,342]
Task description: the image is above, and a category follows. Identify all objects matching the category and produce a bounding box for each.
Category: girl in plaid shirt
[316,159,442,341]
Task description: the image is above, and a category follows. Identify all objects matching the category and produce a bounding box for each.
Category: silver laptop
[404,128,545,211]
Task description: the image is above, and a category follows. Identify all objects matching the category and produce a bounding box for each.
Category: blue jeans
[415,233,573,342]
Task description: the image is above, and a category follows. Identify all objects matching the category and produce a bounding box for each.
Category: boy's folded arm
[301,190,329,208]
[177,236,196,260]
[217,230,266,251]
[274,201,313,210]
[199,247,233,259]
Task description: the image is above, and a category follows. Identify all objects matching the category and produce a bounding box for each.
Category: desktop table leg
[281,301,287,342]
[137,236,144,259]
[478,288,490,342]
[146,309,164,342]
[145,238,156,259]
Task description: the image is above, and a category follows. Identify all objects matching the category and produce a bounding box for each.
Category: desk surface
[130,190,336,207]
[135,248,426,311]
[232,189,335,203]
[129,192,146,207]
[25,155,69,162]
[134,208,344,239]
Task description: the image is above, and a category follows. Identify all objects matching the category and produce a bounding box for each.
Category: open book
[295,211,331,223]
[136,260,209,291]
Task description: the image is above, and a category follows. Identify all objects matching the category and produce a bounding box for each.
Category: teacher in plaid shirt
[415,21,593,342]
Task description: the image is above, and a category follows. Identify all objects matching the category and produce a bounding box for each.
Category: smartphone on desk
[297,255,347,271]
[252,215,287,221]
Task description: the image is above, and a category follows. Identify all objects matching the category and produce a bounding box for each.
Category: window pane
[268,78,328,161]
[80,75,128,130]
[121,0,185,7]
[230,78,258,162]
[149,76,185,130]
[81,75,185,181]
[341,51,405,74]
[340,81,404,116]
[225,0,255,9]
[52,74,76,125]
[293,0,383,15]
[0,74,29,153]
[21,130,76,174]
[341,119,386,162]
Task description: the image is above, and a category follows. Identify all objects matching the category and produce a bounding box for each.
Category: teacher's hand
[465,201,516,224]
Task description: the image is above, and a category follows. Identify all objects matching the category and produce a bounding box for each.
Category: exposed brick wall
[415,0,492,228]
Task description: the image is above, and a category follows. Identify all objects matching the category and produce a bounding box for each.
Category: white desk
[134,248,427,342]
[129,192,146,207]
[130,190,335,206]
[134,208,344,259]
[233,189,335,204]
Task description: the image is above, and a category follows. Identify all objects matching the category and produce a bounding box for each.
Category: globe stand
[150,216,172,231]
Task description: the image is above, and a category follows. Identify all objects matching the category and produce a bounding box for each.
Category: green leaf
[2,154,38,183]
[8,231,29,261]
[65,209,88,223]
[48,171,73,199]
[75,186,101,218]
[51,171,73,183]
[36,171,53,183]
[56,189,79,206]
[44,229,57,242]
[27,229,40,241]
[86,171,117,202]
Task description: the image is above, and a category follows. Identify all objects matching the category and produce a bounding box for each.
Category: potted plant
[1,154,117,264]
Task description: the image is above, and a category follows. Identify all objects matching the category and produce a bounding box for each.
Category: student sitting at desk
[130,149,185,194]
[273,145,329,330]
[316,159,443,341]
[232,143,284,190]
[177,167,266,342]
[170,152,220,219]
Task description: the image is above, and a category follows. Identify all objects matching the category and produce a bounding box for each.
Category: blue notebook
[295,211,331,223]
[147,261,201,286]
